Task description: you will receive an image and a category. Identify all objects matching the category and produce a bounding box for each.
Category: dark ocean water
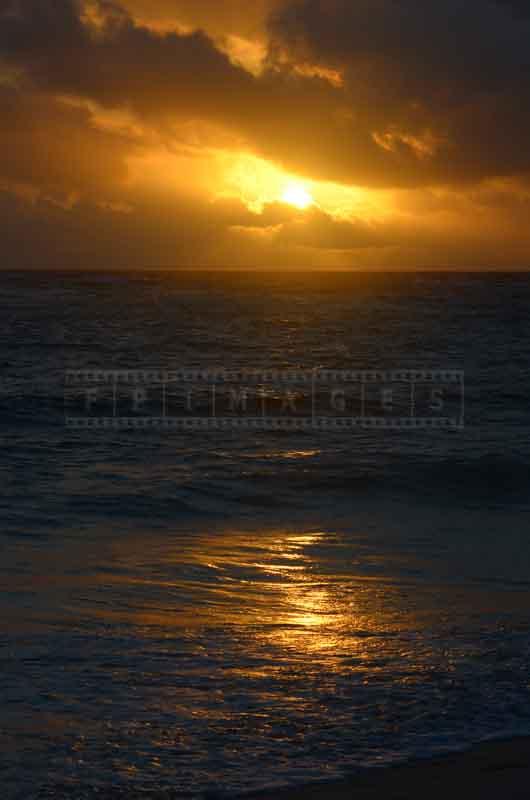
[1,271,530,799]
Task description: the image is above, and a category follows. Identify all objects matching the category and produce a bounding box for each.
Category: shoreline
[247,737,530,800]
[32,737,530,799]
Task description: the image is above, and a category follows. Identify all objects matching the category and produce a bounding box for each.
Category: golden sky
[1,0,530,268]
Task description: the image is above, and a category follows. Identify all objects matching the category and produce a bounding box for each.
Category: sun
[281,183,314,210]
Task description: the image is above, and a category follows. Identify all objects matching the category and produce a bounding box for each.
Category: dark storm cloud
[0,0,255,120]
[2,0,530,268]
[0,0,344,194]
[271,0,530,93]
[268,0,530,186]
[3,0,530,190]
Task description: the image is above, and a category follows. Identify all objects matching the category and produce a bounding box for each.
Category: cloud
[2,0,530,268]
[0,0,257,120]
[5,0,530,192]
[0,86,134,202]
[273,207,389,250]
[268,0,530,186]
[120,0,279,39]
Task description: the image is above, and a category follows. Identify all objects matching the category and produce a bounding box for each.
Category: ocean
[2,270,530,799]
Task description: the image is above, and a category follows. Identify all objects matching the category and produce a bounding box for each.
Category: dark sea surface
[1,270,530,799]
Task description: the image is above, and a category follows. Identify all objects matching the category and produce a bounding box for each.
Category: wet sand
[249,738,530,800]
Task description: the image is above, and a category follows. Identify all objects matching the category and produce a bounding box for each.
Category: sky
[1,0,530,269]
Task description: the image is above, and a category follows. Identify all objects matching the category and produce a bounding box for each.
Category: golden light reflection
[99,528,353,655]
[186,529,351,656]
[90,527,390,666]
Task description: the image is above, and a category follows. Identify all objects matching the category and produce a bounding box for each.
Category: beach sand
[249,738,530,800]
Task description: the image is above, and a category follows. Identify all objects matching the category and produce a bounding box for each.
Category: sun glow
[214,152,390,221]
[281,183,314,210]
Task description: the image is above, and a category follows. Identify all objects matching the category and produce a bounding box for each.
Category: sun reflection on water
[178,529,360,659]
[76,526,397,669]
